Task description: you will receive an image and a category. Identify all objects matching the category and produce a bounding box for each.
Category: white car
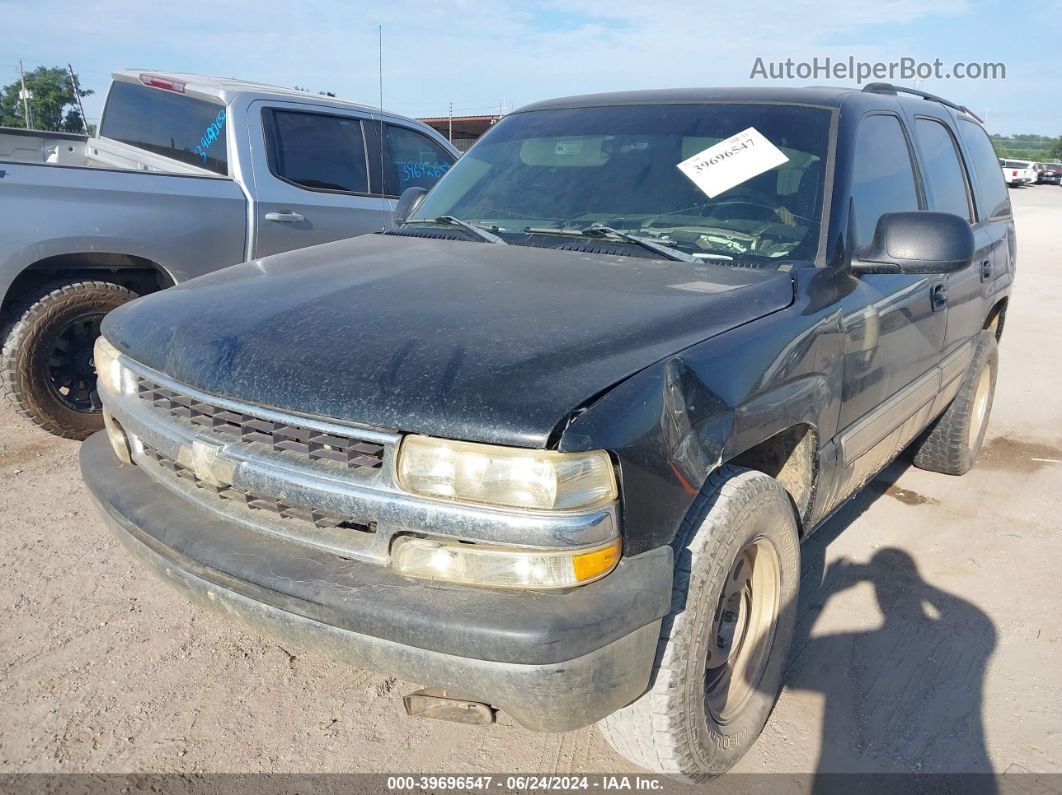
[1000,158,1036,186]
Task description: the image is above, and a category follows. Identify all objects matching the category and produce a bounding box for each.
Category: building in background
[418,114,502,152]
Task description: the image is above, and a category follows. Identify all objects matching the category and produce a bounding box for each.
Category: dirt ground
[1,186,1060,780]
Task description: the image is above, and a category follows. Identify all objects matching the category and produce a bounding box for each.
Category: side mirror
[851,211,974,275]
[393,186,428,226]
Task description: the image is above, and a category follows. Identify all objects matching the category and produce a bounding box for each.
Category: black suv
[84,83,1014,780]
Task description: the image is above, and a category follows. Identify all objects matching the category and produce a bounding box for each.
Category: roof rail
[862,82,985,124]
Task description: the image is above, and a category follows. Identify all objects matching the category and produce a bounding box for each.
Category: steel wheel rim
[705,537,782,724]
[44,312,105,413]
[969,365,992,452]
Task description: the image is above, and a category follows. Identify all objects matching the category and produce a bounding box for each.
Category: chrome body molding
[838,337,976,468]
[838,367,941,466]
[821,337,977,518]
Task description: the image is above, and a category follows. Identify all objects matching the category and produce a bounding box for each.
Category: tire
[1,280,137,439]
[911,329,998,476]
[598,466,800,782]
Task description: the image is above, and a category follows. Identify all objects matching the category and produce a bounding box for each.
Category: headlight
[396,435,618,511]
[391,535,621,589]
[93,335,124,395]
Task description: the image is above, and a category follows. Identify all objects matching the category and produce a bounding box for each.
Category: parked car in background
[85,83,1013,781]
[0,71,458,438]
[1036,162,1062,184]
[999,158,1035,187]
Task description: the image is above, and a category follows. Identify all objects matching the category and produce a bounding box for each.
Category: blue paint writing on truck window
[398,160,450,184]
[194,108,227,163]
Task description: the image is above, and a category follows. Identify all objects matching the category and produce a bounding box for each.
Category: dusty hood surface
[103,234,794,447]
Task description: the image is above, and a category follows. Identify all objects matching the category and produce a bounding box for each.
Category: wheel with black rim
[598,465,800,781]
[1,280,137,439]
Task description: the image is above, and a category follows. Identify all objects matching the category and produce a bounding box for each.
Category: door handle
[265,211,305,223]
[980,259,992,282]
[930,282,948,311]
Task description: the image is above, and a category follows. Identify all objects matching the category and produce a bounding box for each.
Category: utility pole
[67,64,88,133]
[448,101,453,142]
[18,60,33,130]
[377,24,384,200]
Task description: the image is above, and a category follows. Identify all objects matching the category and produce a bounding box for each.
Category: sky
[2,0,1060,135]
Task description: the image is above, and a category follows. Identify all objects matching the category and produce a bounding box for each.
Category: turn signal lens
[396,435,617,511]
[572,542,622,582]
[391,536,621,589]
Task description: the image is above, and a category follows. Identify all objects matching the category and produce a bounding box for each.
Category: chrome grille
[136,377,385,473]
[142,444,375,534]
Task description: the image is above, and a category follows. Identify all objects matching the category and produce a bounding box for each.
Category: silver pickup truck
[0,70,458,438]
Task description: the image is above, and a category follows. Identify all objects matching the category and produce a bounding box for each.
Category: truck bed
[0,127,92,166]
[0,157,248,296]
[0,126,218,175]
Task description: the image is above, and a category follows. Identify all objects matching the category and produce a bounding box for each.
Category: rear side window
[266,110,369,193]
[850,115,921,248]
[383,124,454,196]
[100,81,229,175]
[958,120,1011,220]
[913,118,972,221]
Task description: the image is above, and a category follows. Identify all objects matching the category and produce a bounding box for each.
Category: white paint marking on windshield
[676,127,789,199]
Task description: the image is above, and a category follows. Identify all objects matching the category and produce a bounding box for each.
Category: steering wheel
[710,188,781,221]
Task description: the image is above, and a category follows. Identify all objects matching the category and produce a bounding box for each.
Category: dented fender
[559,268,848,555]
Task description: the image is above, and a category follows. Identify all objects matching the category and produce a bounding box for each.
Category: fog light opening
[102,409,132,465]
[403,688,495,726]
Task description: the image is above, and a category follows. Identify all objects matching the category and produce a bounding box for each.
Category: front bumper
[81,433,672,732]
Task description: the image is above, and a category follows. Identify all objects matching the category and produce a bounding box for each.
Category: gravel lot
[1,185,1060,779]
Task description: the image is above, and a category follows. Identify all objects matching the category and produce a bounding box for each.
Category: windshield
[409,103,833,263]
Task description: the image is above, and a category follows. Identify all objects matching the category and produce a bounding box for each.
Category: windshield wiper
[581,225,696,263]
[523,225,695,263]
[405,216,507,245]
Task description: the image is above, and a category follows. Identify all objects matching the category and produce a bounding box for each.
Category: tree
[0,66,93,132]
[1049,137,1062,161]
[989,132,1062,162]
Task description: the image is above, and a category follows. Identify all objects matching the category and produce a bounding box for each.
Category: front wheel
[598,466,800,781]
[1,280,137,439]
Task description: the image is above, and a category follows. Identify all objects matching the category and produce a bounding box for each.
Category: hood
[103,234,794,447]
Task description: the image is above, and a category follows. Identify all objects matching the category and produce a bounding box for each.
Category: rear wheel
[1,280,137,439]
[911,330,998,476]
[598,466,800,781]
